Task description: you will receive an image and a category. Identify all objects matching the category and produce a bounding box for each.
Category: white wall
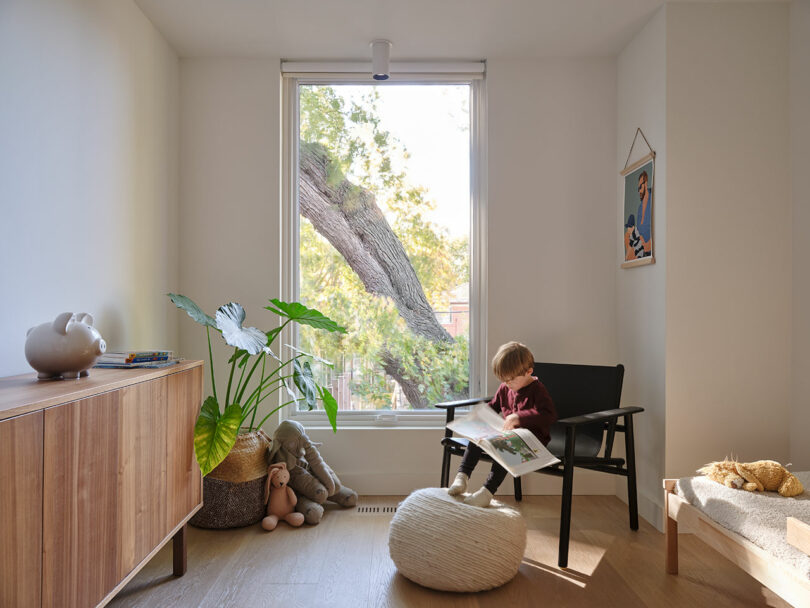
[178,57,620,495]
[665,3,791,475]
[790,0,810,469]
[177,59,281,399]
[0,0,180,376]
[486,59,618,370]
[615,7,667,530]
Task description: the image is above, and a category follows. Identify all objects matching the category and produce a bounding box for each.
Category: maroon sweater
[489,379,557,445]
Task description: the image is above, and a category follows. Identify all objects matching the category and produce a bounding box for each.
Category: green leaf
[228,349,251,368]
[194,399,243,476]
[168,293,216,328]
[292,359,318,410]
[216,302,268,355]
[199,395,221,421]
[265,299,347,333]
[320,386,338,433]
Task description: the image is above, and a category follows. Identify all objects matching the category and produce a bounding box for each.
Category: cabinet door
[43,391,121,608]
[117,377,169,577]
[166,365,203,529]
[0,411,43,608]
[41,366,203,607]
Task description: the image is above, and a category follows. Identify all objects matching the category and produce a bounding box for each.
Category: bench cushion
[677,471,810,577]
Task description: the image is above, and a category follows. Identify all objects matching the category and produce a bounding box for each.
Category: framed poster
[621,153,655,268]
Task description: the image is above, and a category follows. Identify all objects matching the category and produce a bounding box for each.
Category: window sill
[287,411,454,430]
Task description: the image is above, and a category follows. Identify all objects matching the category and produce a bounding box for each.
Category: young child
[447,341,557,507]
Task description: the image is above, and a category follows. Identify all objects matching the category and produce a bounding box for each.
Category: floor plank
[109,495,794,608]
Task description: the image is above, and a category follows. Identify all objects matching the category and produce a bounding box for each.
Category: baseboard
[614,483,663,532]
[339,468,619,497]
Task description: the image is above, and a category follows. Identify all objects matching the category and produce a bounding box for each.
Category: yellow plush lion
[698,459,804,497]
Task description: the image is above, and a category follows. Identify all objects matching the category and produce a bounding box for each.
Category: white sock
[464,486,493,507]
[447,473,469,496]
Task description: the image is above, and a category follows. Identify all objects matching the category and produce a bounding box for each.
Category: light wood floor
[110,495,792,608]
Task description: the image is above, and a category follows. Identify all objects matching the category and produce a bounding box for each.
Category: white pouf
[388,487,527,592]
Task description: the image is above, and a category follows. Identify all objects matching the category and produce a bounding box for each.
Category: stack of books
[95,350,179,369]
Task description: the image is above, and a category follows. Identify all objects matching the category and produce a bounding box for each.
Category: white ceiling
[134,0,669,59]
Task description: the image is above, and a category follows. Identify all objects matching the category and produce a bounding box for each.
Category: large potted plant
[169,293,345,528]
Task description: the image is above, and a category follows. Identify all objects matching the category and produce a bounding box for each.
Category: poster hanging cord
[623,127,655,173]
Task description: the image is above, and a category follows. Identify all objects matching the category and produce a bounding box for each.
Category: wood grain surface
[0,411,43,608]
[166,365,203,529]
[35,364,204,608]
[0,360,203,421]
[118,377,169,577]
[110,495,792,608]
[787,517,810,557]
[43,390,121,608]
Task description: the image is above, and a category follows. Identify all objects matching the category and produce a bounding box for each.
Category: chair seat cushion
[546,429,603,459]
[388,487,526,592]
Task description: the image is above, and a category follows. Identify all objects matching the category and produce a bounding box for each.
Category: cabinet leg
[173,525,187,577]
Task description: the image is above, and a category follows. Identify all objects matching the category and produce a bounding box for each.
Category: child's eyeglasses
[504,368,532,382]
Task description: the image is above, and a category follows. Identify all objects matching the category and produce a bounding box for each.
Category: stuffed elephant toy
[269,420,358,524]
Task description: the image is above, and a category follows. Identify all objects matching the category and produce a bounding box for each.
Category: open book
[447,403,561,477]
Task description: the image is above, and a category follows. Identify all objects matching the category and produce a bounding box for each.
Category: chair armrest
[557,406,644,427]
[434,397,492,409]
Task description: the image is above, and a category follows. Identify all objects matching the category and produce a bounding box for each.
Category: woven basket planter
[190,429,271,529]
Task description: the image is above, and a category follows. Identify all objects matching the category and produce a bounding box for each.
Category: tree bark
[299,142,452,408]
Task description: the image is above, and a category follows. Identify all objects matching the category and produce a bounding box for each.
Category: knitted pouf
[388,487,527,592]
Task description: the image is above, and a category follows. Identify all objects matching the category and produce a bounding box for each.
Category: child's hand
[503,413,520,431]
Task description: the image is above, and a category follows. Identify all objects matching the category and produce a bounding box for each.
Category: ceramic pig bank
[25,312,106,380]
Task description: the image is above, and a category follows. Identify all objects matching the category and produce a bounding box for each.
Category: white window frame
[280,66,487,428]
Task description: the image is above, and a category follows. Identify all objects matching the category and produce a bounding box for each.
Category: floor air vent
[356,505,397,514]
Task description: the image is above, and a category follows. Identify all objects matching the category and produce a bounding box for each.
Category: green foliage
[193,397,241,477]
[266,299,347,333]
[169,293,216,327]
[320,387,339,433]
[298,86,471,408]
[170,293,346,474]
[292,359,318,410]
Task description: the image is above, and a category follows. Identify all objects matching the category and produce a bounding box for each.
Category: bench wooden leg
[664,479,678,574]
[173,524,187,577]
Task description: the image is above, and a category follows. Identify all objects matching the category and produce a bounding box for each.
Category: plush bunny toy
[262,462,305,531]
[269,420,358,525]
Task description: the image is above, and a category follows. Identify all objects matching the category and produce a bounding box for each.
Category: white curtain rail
[282,61,485,77]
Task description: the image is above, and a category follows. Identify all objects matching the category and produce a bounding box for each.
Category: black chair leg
[624,414,639,530]
[440,448,451,487]
[514,476,522,501]
[558,426,577,568]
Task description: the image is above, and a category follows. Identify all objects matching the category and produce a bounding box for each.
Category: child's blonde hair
[492,341,534,381]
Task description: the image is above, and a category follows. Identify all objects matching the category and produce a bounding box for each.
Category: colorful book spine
[94,359,180,369]
[99,351,172,364]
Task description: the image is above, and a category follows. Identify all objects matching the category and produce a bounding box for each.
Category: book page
[480,429,560,477]
[446,403,503,440]
[447,403,560,477]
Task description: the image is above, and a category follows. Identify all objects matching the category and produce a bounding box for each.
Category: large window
[283,70,485,423]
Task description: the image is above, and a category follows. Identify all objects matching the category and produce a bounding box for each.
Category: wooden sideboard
[0,361,204,608]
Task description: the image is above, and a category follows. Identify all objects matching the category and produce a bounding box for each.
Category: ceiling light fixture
[370,39,392,81]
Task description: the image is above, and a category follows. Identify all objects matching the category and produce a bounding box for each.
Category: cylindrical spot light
[370,39,392,81]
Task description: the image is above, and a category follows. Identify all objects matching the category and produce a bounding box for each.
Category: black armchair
[438,362,643,568]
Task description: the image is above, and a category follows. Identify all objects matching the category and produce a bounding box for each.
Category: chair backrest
[533,362,625,456]
[532,362,624,420]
